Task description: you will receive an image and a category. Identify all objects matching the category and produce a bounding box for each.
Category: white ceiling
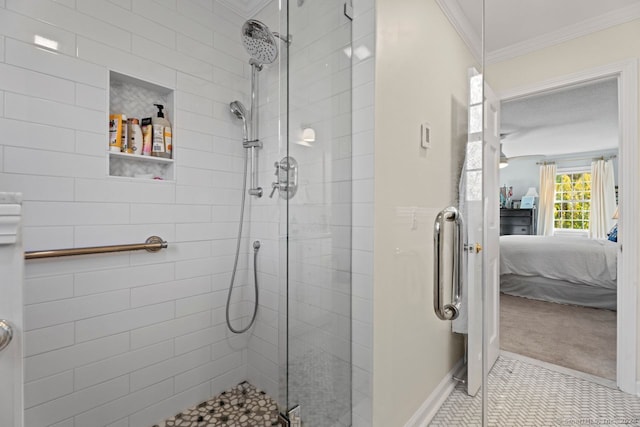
[500,78,619,158]
[439,0,640,157]
[484,0,640,62]
[444,0,640,63]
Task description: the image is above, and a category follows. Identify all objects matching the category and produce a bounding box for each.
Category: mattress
[500,235,618,289]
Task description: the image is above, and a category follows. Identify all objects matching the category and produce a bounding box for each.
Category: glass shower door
[284,0,353,425]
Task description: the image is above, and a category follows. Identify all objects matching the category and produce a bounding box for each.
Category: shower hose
[225,148,260,334]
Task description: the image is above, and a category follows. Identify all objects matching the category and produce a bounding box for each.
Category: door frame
[496,59,638,395]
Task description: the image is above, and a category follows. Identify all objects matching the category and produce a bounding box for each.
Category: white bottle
[128,118,142,155]
[151,104,172,159]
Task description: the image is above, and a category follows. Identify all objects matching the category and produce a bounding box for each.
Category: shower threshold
[156,381,281,427]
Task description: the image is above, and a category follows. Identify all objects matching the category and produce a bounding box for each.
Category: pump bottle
[151,104,172,159]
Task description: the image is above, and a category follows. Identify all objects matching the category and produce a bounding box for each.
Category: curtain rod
[536,154,617,165]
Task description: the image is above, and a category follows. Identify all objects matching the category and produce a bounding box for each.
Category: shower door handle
[433,207,464,321]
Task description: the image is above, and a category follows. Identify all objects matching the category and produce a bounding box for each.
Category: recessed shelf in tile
[108,71,175,181]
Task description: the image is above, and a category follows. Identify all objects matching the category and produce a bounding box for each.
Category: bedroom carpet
[500,294,616,380]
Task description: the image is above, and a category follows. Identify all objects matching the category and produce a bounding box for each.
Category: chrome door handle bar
[433,206,465,320]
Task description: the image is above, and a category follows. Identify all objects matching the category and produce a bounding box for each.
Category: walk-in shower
[226,19,288,334]
[223,6,353,425]
[5,1,353,426]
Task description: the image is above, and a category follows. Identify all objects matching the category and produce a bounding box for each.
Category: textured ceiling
[500,78,619,158]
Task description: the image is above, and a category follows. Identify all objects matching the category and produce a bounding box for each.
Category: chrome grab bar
[24,236,167,260]
[433,206,464,320]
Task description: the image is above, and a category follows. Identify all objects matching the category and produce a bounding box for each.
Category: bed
[500,235,619,310]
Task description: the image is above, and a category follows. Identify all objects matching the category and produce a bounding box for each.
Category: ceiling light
[500,148,509,168]
[499,143,509,168]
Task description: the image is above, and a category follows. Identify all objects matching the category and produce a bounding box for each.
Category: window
[554,170,591,230]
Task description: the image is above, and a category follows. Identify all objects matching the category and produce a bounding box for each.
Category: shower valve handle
[269,182,280,198]
[271,156,298,200]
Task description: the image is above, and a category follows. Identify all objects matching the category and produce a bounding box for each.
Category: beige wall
[486,19,640,384]
[372,0,477,424]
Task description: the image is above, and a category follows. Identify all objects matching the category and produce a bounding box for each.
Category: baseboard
[404,358,465,427]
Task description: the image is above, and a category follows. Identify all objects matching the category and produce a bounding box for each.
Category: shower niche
[107,71,175,181]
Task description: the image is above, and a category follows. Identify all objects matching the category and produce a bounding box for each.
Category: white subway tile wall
[0,0,375,425]
[0,1,255,426]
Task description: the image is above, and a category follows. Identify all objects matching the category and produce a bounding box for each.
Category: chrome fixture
[230,101,248,142]
[433,207,465,320]
[270,156,298,200]
[0,320,13,353]
[224,135,262,334]
[225,20,293,334]
[231,20,290,199]
[242,19,291,65]
[25,236,168,260]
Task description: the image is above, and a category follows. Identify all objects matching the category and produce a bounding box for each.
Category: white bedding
[500,235,618,289]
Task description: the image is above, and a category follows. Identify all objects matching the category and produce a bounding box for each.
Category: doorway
[495,60,638,393]
[430,60,639,427]
[498,76,620,382]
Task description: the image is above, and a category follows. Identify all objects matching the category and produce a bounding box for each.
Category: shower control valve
[269,182,280,198]
[270,156,298,200]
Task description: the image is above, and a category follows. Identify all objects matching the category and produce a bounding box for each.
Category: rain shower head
[241,19,289,65]
[230,100,249,141]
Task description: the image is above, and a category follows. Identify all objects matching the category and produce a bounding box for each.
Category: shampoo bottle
[128,118,142,154]
[151,104,172,159]
[141,117,153,156]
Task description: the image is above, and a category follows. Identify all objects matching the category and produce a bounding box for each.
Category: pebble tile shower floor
[157,382,280,427]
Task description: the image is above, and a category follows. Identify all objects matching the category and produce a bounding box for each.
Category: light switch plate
[421,122,431,149]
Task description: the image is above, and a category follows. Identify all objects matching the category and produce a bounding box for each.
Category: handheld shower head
[230,101,249,141]
[241,19,288,65]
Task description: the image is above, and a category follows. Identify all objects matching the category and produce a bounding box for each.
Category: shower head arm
[249,58,264,71]
[272,32,292,45]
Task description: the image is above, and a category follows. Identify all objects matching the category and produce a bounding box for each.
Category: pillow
[607,224,618,242]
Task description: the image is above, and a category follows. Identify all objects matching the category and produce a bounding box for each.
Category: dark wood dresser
[500,208,536,235]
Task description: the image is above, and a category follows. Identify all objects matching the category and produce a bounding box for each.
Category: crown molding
[435,0,482,64]
[216,0,271,18]
[487,3,640,64]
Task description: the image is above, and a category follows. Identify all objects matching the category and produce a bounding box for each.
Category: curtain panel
[590,159,616,239]
[537,164,557,236]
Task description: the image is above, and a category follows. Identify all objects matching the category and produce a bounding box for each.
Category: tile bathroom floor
[157,382,281,427]
[430,354,640,426]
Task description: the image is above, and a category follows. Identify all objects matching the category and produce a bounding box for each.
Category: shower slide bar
[24,236,167,260]
[433,206,464,321]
